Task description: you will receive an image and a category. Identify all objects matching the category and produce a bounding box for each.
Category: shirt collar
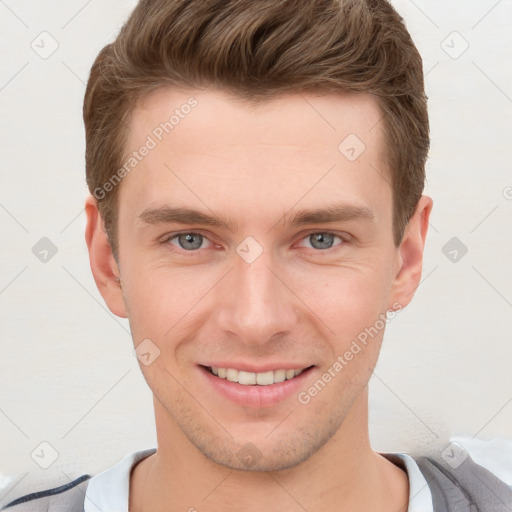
[84,448,433,512]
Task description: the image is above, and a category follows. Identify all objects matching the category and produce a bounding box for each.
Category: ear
[84,195,128,318]
[388,195,433,310]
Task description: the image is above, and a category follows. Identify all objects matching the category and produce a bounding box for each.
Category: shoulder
[411,450,512,511]
[0,474,91,512]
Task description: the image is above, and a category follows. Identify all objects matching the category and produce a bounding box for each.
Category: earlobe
[84,195,128,318]
[388,195,433,310]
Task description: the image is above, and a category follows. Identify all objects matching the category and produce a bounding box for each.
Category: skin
[85,87,432,512]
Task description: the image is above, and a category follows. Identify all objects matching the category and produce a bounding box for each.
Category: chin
[177,414,342,473]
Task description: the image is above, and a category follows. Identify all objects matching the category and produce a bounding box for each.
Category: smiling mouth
[202,365,315,386]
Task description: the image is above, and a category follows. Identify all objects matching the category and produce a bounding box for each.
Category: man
[2,0,510,511]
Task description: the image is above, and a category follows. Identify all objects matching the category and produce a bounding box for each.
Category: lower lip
[199,365,315,408]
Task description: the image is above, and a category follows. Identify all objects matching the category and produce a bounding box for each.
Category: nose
[215,244,298,346]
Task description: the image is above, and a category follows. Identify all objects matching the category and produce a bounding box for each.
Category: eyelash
[160,230,350,254]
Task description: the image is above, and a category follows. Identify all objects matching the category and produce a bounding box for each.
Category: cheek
[294,266,389,338]
[121,268,186,341]
[121,264,223,351]
[122,246,392,348]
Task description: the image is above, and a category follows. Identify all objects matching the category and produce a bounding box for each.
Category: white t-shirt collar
[84,448,433,512]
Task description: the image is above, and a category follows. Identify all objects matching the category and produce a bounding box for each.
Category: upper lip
[200,362,314,373]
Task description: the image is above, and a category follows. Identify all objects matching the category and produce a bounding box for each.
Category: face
[88,87,427,472]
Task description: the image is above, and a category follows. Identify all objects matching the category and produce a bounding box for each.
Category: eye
[161,230,348,254]
[166,232,212,251]
[298,232,346,251]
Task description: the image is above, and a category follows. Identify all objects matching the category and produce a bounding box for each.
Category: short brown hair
[84,0,429,260]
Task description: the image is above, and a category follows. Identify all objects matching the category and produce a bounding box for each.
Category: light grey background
[0,0,511,503]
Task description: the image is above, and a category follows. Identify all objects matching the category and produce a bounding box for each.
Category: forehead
[118,87,391,231]
[129,87,383,153]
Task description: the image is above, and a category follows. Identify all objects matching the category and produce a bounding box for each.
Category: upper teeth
[210,367,305,386]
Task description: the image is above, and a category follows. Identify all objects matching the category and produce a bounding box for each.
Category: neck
[130,389,409,512]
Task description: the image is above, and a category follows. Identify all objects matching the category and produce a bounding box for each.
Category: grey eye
[308,232,337,250]
[175,233,204,250]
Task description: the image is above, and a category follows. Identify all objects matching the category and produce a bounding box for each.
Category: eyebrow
[137,203,375,231]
